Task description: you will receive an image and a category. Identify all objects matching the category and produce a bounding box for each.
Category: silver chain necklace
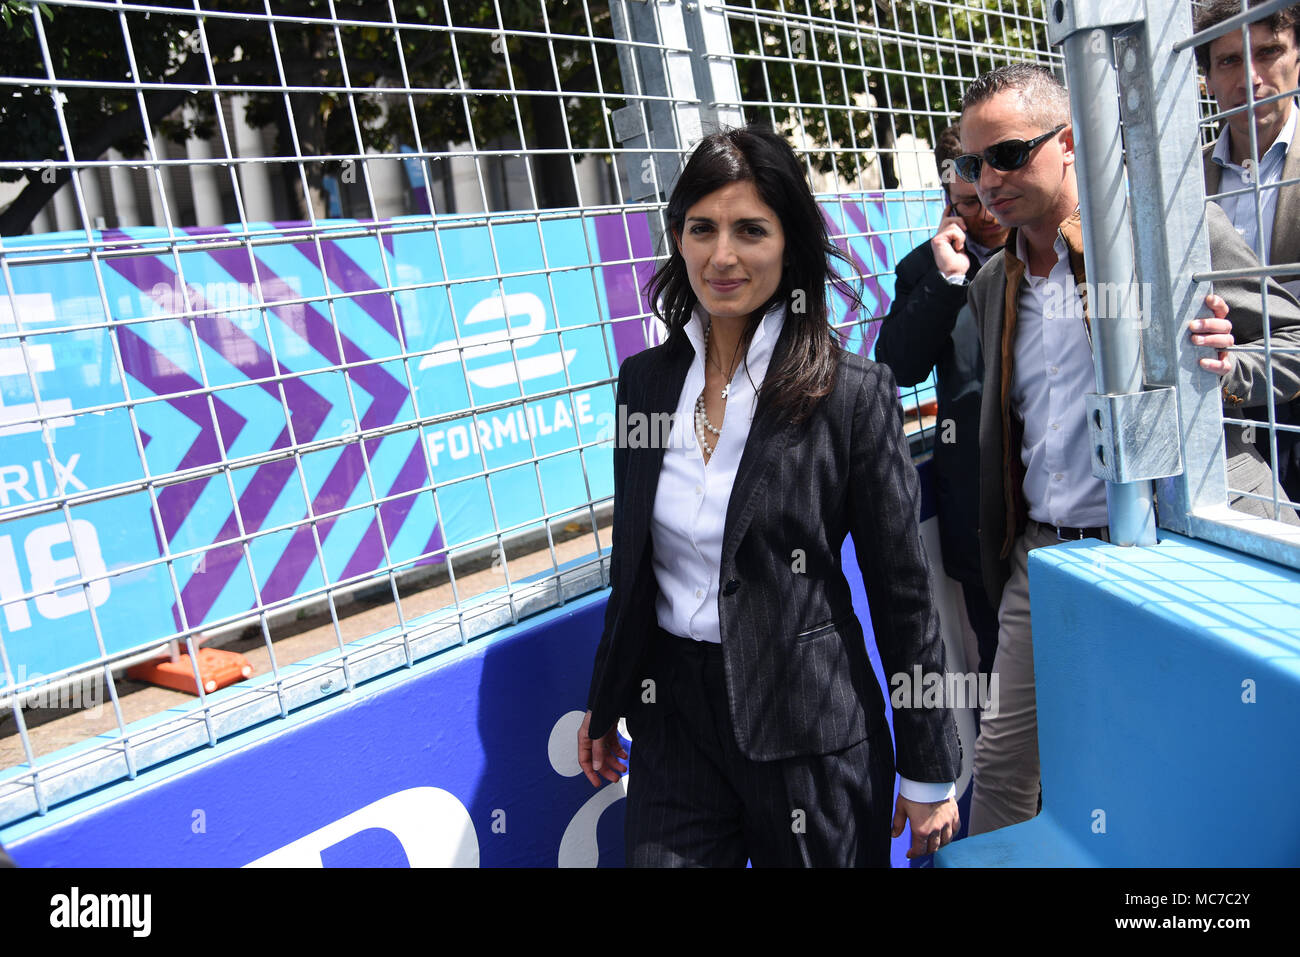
[694,321,739,458]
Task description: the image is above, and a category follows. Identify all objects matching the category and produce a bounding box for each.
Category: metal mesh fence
[0,0,1080,825]
[1189,0,1300,537]
[2,0,657,824]
[717,0,1058,447]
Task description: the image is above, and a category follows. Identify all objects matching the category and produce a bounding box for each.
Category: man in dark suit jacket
[875,124,1007,685]
[1196,0,1300,502]
[580,310,962,866]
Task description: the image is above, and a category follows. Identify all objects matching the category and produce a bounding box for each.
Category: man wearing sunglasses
[957,63,1300,836]
[875,124,1006,696]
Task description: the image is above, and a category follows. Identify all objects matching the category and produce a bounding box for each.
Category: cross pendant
[721,383,730,400]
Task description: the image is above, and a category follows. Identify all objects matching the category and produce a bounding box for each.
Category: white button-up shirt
[649,302,954,802]
[651,304,782,644]
[1210,99,1297,269]
[1010,228,1109,529]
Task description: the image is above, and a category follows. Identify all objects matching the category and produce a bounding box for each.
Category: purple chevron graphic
[203,241,417,605]
[114,323,250,630]
[290,237,400,342]
[339,437,436,582]
[594,213,658,364]
[103,224,442,628]
[840,196,896,299]
[104,244,334,623]
[836,199,895,357]
[112,326,248,540]
[593,204,893,361]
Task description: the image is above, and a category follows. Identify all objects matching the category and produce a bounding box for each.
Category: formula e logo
[419,291,576,390]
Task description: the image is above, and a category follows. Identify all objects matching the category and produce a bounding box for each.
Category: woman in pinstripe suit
[577,125,962,867]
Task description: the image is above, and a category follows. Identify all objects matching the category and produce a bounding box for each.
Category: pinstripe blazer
[585,313,962,782]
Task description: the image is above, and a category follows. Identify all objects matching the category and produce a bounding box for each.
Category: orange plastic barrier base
[128,648,254,695]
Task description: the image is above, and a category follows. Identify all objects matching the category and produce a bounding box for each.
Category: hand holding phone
[931,204,971,280]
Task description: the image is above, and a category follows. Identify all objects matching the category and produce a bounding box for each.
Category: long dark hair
[644,125,864,424]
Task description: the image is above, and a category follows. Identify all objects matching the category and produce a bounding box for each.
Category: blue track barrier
[936,533,1300,867]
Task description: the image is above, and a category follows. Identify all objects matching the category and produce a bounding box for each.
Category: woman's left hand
[577,709,627,788]
[892,795,960,859]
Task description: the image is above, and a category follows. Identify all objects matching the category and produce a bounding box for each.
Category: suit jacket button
[722,579,740,596]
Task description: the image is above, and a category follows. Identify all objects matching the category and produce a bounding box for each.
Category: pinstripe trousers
[625,628,895,867]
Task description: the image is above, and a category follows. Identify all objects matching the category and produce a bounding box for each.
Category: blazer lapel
[721,316,798,561]
[623,334,693,556]
[1272,138,1300,273]
[1205,131,1298,277]
[1203,142,1222,198]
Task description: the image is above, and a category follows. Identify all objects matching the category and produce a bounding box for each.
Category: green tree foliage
[1,0,624,233]
[1,0,1054,233]
[726,0,1054,189]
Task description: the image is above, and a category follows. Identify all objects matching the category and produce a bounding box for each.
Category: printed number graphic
[0,519,110,632]
[550,710,628,867]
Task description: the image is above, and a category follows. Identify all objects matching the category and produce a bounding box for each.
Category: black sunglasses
[954,125,1067,183]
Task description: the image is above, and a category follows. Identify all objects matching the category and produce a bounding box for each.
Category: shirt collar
[1212,97,1299,169]
[1013,222,1069,273]
[966,237,995,265]
[685,301,787,372]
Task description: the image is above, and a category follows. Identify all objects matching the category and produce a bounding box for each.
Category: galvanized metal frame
[1101,0,1300,565]
[1050,0,1160,546]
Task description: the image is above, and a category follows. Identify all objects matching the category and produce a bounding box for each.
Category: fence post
[1050,0,1171,546]
[610,0,744,202]
[1108,0,1232,535]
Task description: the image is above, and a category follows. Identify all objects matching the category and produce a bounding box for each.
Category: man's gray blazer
[585,315,961,785]
[1203,134,1300,289]
[970,203,1300,605]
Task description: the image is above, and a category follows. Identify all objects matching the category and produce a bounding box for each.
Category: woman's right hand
[577,709,627,787]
